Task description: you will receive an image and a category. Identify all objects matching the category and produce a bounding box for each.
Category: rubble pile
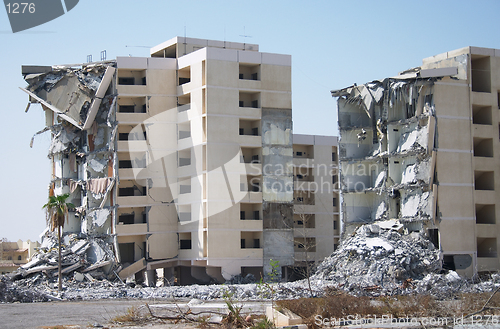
[313,220,442,293]
[11,233,118,287]
[0,276,50,303]
[3,221,500,303]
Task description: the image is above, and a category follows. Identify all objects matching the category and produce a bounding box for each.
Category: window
[239,92,260,108]
[119,214,134,224]
[296,151,303,157]
[118,77,135,85]
[475,171,495,190]
[473,138,493,157]
[239,119,261,136]
[239,63,260,81]
[332,152,336,161]
[240,211,245,220]
[17,256,22,261]
[253,239,260,248]
[333,198,337,207]
[178,66,191,86]
[471,56,491,93]
[476,204,496,224]
[119,160,133,169]
[332,175,338,184]
[119,105,135,113]
[472,105,492,125]
[179,77,190,85]
[241,239,245,248]
[119,243,135,263]
[180,240,192,249]
[477,238,497,257]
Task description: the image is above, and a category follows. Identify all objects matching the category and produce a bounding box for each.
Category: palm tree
[42,193,74,293]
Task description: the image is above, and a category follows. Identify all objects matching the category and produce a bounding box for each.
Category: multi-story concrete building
[0,240,40,274]
[22,37,338,284]
[332,46,500,278]
[291,134,340,279]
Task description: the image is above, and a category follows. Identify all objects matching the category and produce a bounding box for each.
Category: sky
[1,0,500,242]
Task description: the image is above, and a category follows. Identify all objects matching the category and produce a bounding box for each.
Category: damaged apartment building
[21,37,339,284]
[332,46,500,277]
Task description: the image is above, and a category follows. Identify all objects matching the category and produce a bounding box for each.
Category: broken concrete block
[266,306,303,327]
[74,272,85,282]
[84,273,94,282]
[61,262,82,274]
[70,240,88,254]
[118,258,146,280]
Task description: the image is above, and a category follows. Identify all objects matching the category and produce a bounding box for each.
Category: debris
[74,272,85,282]
[312,221,442,293]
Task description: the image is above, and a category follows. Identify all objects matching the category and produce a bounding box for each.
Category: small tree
[42,193,74,292]
[291,210,317,297]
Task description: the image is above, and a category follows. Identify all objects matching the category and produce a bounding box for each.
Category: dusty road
[0,299,145,328]
[0,299,269,329]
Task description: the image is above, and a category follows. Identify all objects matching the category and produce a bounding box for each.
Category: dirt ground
[0,299,177,329]
[0,299,269,329]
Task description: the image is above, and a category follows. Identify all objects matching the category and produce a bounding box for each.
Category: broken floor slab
[21,65,115,130]
[118,258,147,280]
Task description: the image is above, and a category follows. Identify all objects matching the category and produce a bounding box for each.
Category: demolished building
[21,37,340,285]
[332,46,500,278]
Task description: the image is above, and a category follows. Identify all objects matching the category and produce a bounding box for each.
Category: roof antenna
[239,26,252,50]
[224,27,226,49]
[183,25,187,55]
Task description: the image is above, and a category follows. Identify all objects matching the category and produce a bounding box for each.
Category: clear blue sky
[1,0,499,242]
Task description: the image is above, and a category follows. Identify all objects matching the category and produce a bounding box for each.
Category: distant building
[332,46,500,277]
[0,240,40,274]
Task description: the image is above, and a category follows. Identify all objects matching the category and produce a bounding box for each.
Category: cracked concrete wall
[261,108,294,279]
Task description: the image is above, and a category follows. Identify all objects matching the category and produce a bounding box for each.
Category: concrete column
[163,267,175,285]
[144,269,156,287]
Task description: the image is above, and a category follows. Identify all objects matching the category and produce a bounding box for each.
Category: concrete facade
[332,46,500,278]
[22,37,339,284]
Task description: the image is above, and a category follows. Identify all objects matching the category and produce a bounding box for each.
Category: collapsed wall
[20,62,122,281]
[332,72,442,244]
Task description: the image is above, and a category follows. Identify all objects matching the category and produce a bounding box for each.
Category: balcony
[116,85,148,95]
[117,140,148,152]
[238,135,261,147]
[293,158,313,168]
[116,195,148,206]
[294,181,316,191]
[116,223,147,236]
[293,204,316,214]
